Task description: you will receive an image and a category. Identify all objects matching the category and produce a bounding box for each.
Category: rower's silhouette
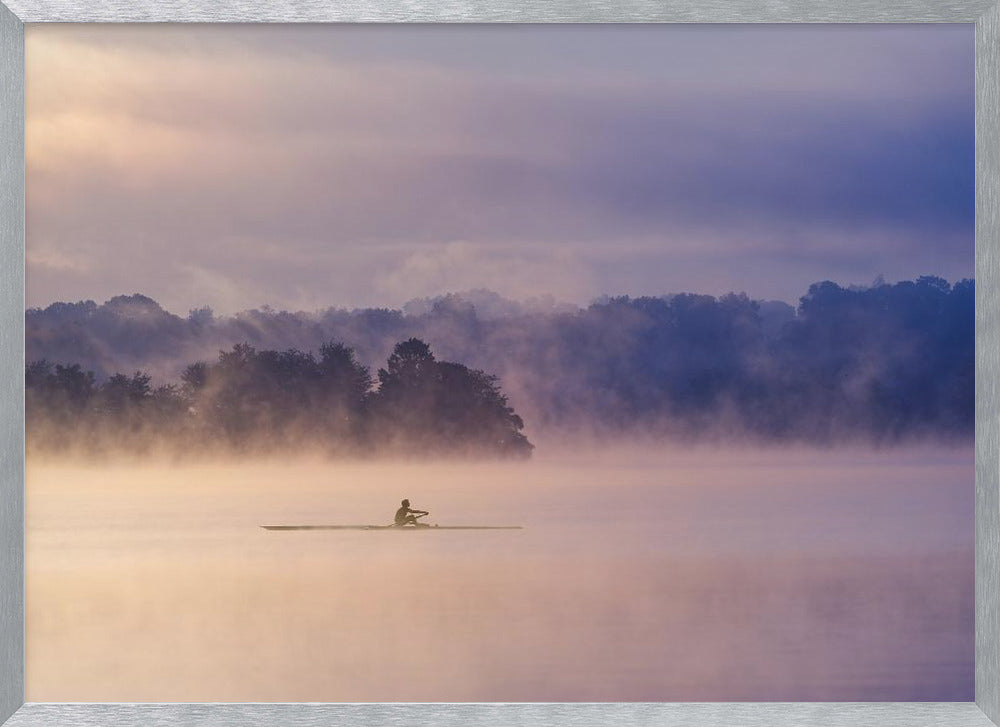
[394,499,429,527]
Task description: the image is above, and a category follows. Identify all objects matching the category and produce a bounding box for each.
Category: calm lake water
[26,445,973,701]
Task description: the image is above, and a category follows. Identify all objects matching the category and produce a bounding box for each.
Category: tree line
[26,275,974,446]
[26,338,534,458]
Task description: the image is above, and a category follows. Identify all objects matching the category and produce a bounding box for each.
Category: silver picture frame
[1,2,998,725]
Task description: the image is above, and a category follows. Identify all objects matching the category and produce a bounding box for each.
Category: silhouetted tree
[173,341,376,452]
[25,276,974,451]
[370,338,533,457]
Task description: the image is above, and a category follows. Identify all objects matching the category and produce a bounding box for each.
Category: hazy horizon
[31,283,801,318]
[25,271,950,318]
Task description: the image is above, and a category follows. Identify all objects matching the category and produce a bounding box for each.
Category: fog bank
[27,277,974,448]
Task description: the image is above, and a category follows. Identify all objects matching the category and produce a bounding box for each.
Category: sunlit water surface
[27,445,973,701]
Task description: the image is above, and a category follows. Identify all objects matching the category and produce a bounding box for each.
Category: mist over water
[24,23,975,703]
[27,444,973,701]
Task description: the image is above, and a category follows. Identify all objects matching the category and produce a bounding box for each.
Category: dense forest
[27,338,533,458]
[26,275,974,454]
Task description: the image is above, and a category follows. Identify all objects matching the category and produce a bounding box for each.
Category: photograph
[23,23,974,702]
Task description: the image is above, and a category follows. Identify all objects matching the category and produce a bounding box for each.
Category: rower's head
[401,499,410,507]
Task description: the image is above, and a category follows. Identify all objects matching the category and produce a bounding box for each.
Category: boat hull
[260,525,522,531]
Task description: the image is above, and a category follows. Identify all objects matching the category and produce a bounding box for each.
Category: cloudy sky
[26,24,973,315]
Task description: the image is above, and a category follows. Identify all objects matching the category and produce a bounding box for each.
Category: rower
[394,499,429,527]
